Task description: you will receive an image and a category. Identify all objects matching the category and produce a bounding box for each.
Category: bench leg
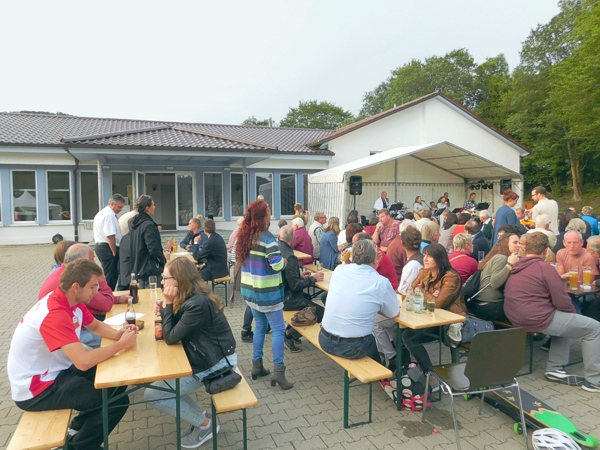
[224,283,228,307]
[102,389,109,449]
[212,401,218,450]
[176,378,181,450]
[243,408,247,450]
[343,370,374,428]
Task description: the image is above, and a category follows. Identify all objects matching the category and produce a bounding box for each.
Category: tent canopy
[308,141,521,184]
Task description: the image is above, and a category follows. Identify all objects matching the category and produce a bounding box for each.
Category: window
[80,171,99,220]
[204,173,223,218]
[231,173,244,216]
[112,172,132,206]
[12,170,37,222]
[47,171,71,221]
[177,174,194,227]
[256,173,272,210]
[280,174,296,216]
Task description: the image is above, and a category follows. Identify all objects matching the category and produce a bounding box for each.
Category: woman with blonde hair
[144,257,237,447]
[292,202,309,225]
[320,217,341,270]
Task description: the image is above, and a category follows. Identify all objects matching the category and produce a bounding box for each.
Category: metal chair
[422,327,528,449]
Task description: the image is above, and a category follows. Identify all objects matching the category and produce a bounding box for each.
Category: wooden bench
[210,368,258,450]
[455,320,534,376]
[211,276,232,305]
[283,311,392,428]
[7,409,72,450]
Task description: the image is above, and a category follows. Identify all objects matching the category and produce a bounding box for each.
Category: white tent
[13,191,62,220]
[308,141,523,222]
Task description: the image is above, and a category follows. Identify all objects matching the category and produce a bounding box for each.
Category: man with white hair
[420,221,440,252]
[308,212,327,260]
[478,210,493,242]
[291,217,314,264]
[527,214,557,248]
[582,206,599,236]
[557,231,599,287]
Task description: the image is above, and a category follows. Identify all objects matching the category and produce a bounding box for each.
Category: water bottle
[413,284,424,314]
[405,286,414,311]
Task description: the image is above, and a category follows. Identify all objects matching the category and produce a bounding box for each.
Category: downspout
[63,146,80,242]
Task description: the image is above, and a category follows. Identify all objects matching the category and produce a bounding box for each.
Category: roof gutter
[63,146,80,242]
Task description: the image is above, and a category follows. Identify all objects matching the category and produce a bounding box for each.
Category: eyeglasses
[162,276,175,281]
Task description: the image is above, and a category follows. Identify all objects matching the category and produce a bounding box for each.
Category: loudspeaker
[500,179,512,194]
[349,176,363,195]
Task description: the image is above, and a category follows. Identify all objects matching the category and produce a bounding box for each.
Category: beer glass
[427,300,436,315]
[583,266,592,289]
[569,269,579,290]
[149,275,157,292]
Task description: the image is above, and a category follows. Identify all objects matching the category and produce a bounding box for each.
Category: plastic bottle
[125,298,136,325]
[405,286,414,311]
[413,284,424,314]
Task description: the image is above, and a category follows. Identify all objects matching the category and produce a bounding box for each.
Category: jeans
[80,328,101,349]
[541,310,600,384]
[16,365,129,450]
[242,306,254,333]
[318,329,381,363]
[402,327,441,372]
[251,308,285,366]
[144,353,238,426]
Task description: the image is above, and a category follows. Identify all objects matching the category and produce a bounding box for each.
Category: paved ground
[2,243,600,449]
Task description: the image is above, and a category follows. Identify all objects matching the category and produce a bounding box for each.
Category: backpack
[462,270,490,303]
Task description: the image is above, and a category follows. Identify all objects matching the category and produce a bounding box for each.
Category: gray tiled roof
[0,113,334,155]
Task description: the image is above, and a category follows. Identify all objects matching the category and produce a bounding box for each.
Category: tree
[279,100,354,129]
[471,55,511,128]
[241,116,276,127]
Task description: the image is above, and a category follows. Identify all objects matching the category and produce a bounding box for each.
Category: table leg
[176,378,181,450]
[102,388,109,449]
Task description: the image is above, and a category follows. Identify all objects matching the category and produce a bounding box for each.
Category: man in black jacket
[278,225,325,352]
[191,219,229,282]
[180,217,207,250]
[466,220,491,261]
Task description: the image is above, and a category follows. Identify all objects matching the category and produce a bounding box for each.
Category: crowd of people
[7,186,600,449]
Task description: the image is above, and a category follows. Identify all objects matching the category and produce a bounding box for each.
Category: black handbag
[200,302,241,395]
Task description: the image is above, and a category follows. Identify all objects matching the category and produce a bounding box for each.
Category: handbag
[291,306,317,327]
[201,302,241,395]
[460,316,494,343]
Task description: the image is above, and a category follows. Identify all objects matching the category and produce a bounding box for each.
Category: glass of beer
[569,269,579,290]
[583,266,592,289]
[427,300,436,315]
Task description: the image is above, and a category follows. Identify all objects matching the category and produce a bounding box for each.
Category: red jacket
[376,249,399,291]
[449,251,478,283]
[504,256,575,332]
[291,226,314,265]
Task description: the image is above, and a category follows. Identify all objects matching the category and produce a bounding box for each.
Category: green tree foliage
[279,100,354,129]
[18,110,72,116]
[241,116,277,127]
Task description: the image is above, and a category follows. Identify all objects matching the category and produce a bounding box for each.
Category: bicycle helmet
[531,428,579,450]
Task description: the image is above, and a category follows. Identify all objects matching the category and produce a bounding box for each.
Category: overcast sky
[1,1,560,125]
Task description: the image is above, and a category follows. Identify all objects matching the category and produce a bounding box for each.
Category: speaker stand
[353,194,357,212]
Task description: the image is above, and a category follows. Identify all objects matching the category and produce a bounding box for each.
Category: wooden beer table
[95,289,193,449]
[294,250,312,260]
[393,297,465,411]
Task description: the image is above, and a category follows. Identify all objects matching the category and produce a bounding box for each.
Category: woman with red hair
[492,189,520,245]
[236,200,292,389]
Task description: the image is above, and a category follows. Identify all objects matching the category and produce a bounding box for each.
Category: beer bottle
[125,298,136,325]
[130,273,139,304]
[154,313,164,340]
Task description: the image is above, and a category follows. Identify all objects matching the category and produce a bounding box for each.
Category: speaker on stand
[349,176,363,211]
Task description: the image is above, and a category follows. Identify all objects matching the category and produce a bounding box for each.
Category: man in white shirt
[308,212,327,259]
[374,191,390,212]
[529,186,559,235]
[318,239,399,364]
[93,193,125,290]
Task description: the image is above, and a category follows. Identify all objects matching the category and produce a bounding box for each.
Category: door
[135,171,146,200]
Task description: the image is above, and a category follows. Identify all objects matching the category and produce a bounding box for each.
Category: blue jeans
[80,328,101,349]
[144,353,238,426]
[318,329,381,363]
[251,308,285,366]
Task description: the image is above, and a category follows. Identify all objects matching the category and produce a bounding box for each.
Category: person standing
[7,259,137,450]
[492,189,520,245]
[374,191,390,212]
[93,193,125,290]
[236,200,292,389]
[373,208,399,248]
[130,195,167,288]
[529,186,560,235]
[308,212,327,260]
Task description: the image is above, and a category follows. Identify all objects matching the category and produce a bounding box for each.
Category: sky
[1,0,561,126]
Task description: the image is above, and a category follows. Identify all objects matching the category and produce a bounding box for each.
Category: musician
[413,196,426,213]
[374,191,390,211]
[464,193,477,210]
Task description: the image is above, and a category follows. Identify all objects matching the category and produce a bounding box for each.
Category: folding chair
[422,327,528,450]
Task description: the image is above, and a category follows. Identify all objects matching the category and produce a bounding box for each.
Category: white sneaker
[181,422,220,448]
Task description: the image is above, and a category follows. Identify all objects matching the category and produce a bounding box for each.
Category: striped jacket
[241,231,285,312]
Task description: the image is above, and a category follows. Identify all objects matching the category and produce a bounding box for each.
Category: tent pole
[394,159,398,202]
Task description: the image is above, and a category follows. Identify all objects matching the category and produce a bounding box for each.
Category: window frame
[79,170,100,222]
[46,170,72,223]
[255,172,273,211]
[279,173,297,218]
[203,172,224,218]
[11,169,38,224]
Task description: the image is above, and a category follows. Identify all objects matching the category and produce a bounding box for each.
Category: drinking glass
[315,260,322,271]
[478,251,485,262]
[427,300,436,315]
[149,275,157,292]
[569,269,579,290]
[582,266,592,289]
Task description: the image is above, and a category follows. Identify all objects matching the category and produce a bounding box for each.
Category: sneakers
[541,337,552,351]
[181,422,219,448]
[582,380,600,393]
[545,369,585,386]
[241,330,253,343]
[285,337,302,353]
